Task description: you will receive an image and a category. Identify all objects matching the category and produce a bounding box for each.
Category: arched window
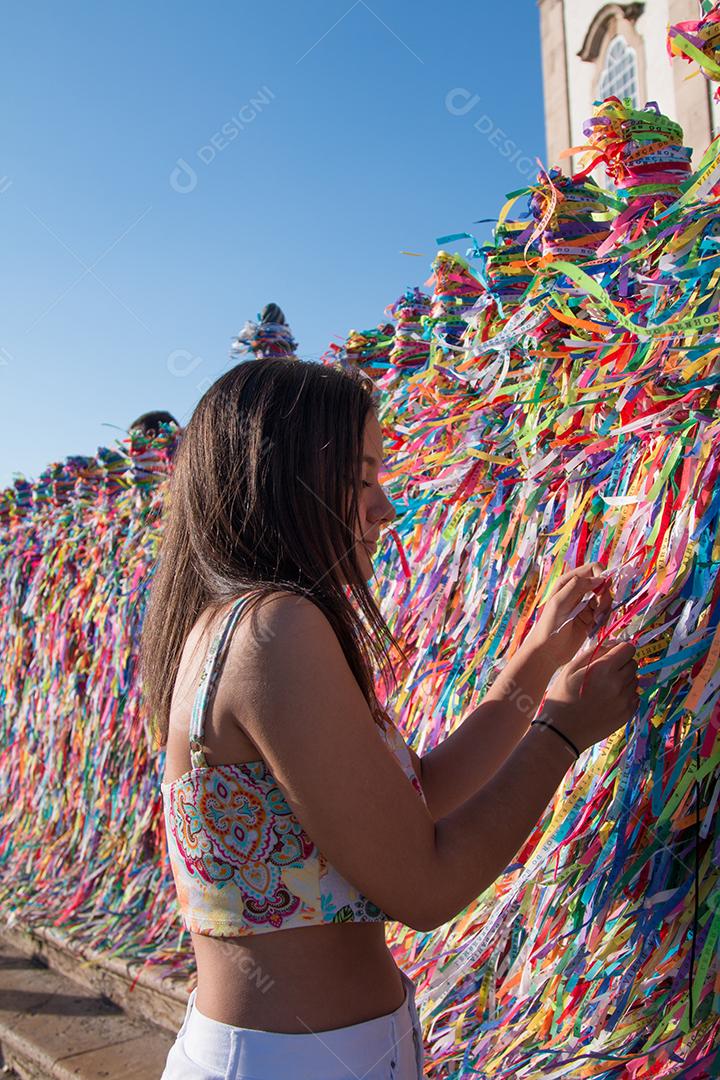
[597,35,639,105]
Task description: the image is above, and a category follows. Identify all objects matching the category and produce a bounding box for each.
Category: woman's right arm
[225,593,636,932]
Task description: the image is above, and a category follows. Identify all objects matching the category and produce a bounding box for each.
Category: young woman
[140,357,639,1080]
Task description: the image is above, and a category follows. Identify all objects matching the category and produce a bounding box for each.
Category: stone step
[0,923,187,1035]
[0,940,174,1080]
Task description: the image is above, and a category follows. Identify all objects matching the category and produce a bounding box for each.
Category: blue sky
[1,1,545,487]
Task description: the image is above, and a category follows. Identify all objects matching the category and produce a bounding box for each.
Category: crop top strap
[188,595,252,769]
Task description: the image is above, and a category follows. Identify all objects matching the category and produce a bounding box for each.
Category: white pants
[160,969,425,1079]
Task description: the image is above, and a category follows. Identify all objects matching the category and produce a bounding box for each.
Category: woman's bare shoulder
[223,592,355,720]
[233,590,329,651]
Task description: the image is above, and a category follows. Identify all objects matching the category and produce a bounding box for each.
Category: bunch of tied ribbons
[422,250,486,362]
[2,36,720,1080]
[342,323,396,380]
[127,423,181,493]
[230,302,297,361]
[575,98,693,253]
[387,287,432,371]
[668,2,720,99]
[527,166,616,265]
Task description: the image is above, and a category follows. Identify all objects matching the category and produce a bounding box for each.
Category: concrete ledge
[0,923,188,1035]
[0,940,173,1079]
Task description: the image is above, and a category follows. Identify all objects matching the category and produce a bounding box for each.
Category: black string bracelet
[531,718,580,761]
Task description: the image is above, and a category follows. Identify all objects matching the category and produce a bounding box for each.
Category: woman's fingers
[554,572,607,613]
[578,599,597,625]
[595,583,613,610]
[566,637,633,673]
[588,584,613,628]
[555,562,605,586]
[621,654,640,676]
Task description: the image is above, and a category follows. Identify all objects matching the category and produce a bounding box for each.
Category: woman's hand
[523,562,613,669]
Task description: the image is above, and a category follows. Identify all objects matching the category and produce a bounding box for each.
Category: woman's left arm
[409,563,612,821]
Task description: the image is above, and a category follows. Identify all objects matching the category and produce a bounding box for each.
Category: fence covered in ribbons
[318,90,720,1077]
[2,82,720,1080]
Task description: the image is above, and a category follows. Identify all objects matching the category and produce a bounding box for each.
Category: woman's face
[352,411,396,581]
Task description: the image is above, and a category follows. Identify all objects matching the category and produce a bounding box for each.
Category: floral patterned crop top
[161,594,427,937]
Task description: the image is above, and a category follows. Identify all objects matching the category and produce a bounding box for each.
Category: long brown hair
[140,357,406,748]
